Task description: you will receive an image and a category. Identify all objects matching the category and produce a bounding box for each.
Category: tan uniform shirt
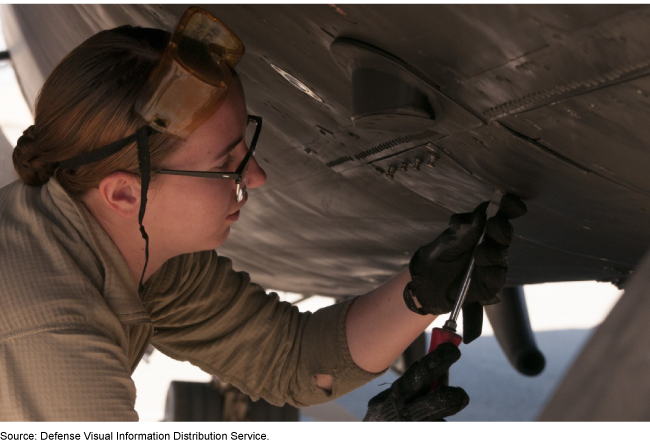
[0,178,382,421]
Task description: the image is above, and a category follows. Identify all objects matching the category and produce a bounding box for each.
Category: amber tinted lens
[135,7,245,139]
[135,52,230,138]
[176,9,244,84]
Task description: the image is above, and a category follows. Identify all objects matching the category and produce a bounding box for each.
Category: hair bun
[22,124,38,141]
[13,125,56,186]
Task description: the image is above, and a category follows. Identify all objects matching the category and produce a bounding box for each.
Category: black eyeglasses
[156,115,262,202]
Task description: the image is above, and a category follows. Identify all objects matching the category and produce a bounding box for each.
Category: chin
[210,226,231,250]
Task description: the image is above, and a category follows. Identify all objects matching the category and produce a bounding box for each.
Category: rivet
[400,162,409,172]
[427,153,437,167]
[386,166,396,179]
[413,159,422,171]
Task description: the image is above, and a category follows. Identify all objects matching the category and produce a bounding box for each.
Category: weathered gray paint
[1,4,647,297]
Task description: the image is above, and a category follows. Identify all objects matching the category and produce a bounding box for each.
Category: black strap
[56,125,156,296]
[461,302,484,344]
[136,126,152,296]
[58,133,138,169]
[57,126,158,170]
[403,283,428,315]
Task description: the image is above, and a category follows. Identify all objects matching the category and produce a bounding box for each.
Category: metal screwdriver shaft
[428,191,503,390]
[444,191,503,333]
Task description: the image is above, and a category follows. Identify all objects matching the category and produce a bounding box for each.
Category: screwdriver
[428,191,504,390]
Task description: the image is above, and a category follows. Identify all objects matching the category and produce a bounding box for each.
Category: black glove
[403,194,527,316]
[363,342,469,421]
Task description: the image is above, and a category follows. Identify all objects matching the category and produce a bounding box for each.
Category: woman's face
[147,80,267,256]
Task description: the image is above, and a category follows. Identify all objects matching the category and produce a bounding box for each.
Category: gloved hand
[403,194,527,316]
[363,342,469,421]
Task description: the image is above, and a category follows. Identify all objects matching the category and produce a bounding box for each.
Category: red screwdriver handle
[429,327,462,391]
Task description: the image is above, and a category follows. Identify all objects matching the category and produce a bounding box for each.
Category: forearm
[345,268,436,373]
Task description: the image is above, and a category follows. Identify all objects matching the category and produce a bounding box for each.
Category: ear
[97,172,142,218]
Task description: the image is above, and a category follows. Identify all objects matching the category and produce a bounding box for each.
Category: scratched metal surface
[3,4,650,296]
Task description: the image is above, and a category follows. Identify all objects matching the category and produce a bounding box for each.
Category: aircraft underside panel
[3,4,650,296]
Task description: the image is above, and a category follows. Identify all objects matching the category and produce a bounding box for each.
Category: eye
[215,155,235,171]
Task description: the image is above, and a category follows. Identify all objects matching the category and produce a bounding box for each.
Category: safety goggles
[136,6,244,139]
[58,6,247,171]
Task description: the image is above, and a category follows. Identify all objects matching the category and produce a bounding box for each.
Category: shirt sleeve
[144,251,385,407]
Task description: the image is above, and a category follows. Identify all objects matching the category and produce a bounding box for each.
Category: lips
[227,194,246,221]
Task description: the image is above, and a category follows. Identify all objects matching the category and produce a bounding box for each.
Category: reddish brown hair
[13,26,181,196]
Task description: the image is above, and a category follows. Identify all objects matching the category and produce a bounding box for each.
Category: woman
[0,7,521,421]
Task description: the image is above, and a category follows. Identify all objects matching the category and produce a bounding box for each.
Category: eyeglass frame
[155,115,262,203]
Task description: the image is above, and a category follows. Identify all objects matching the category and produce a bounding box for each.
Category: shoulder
[0,181,108,342]
[144,250,269,320]
[147,250,245,294]
[1,180,88,256]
